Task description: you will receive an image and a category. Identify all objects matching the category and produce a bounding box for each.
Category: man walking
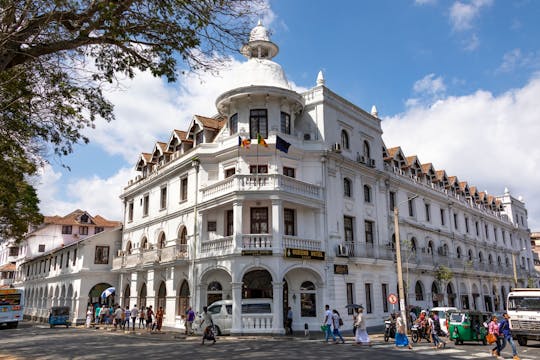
[286,306,293,335]
[130,304,138,331]
[323,304,337,343]
[186,306,195,335]
[499,313,520,360]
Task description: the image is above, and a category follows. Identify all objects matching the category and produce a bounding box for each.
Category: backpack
[338,317,344,326]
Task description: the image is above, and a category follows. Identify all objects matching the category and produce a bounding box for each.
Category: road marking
[415,348,464,355]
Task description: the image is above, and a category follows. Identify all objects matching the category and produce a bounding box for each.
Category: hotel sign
[334,264,349,274]
[285,248,325,261]
[241,250,273,256]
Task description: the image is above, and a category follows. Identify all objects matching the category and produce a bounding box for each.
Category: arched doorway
[447,283,456,307]
[299,281,316,317]
[242,270,272,298]
[431,282,440,307]
[207,281,223,305]
[177,280,190,316]
[88,283,114,306]
[139,283,147,308]
[123,284,130,308]
[157,281,166,312]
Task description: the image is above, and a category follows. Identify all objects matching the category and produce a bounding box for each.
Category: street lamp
[394,194,418,333]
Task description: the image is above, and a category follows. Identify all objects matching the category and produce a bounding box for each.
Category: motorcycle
[384,320,396,342]
[411,322,431,343]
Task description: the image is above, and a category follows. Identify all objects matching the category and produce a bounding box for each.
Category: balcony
[111,245,190,271]
[338,242,394,261]
[201,174,323,203]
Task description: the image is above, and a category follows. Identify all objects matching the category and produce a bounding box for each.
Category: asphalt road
[1,322,539,360]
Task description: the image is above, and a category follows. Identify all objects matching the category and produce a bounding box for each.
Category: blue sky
[37,0,540,230]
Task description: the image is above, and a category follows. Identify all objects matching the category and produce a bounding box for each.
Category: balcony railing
[282,236,322,251]
[112,245,190,271]
[340,242,395,261]
[201,174,322,202]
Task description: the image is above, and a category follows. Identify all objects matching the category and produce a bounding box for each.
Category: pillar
[230,282,243,335]
[272,281,285,334]
[233,200,244,252]
[146,269,156,309]
[272,200,283,254]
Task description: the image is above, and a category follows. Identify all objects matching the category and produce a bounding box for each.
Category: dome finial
[371,105,378,117]
[316,70,325,85]
[257,19,262,26]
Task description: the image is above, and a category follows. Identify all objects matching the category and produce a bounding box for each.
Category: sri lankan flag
[238,136,251,148]
[257,133,268,147]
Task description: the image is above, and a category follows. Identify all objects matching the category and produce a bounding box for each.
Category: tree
[0,0,261,241]
[435,265,453,305]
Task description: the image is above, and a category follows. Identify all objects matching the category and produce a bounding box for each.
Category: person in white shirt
[113,305,123,329]
[354,306,371,345]
[130,305,139,331]
[323,304,337,343]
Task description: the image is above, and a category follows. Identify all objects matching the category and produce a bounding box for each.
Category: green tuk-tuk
[448,310,491,345]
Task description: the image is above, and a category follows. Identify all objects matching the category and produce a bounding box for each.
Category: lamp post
[394,195,418,333]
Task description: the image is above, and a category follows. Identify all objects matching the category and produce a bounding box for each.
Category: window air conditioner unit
[369,159,376,168]
[332,143,342,153]
[336,244,349,257]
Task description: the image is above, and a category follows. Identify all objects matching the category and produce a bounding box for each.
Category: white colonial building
[112,22,535,334]
[14,210,121,324]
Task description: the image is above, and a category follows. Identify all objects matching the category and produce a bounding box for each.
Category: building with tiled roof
[107,22,535,335]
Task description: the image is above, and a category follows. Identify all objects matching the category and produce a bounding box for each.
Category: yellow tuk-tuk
[448,310,491,345]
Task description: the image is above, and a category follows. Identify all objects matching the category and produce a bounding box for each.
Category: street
[0,322,539,360]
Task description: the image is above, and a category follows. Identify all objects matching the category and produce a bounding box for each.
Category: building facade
[112,22,536,334]
[14,210,121,324]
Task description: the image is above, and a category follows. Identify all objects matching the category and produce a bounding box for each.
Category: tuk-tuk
[448,310,491,345]
[48,306,71,328]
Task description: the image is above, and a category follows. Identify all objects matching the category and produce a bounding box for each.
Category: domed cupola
[216,21,303,118]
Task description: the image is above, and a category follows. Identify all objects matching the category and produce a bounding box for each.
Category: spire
[371,105,378,117]
[316,70,325,86]
[241,21,278,60]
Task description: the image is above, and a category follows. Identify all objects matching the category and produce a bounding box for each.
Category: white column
[146,269,156,309]
[233,200,243,252]
[272,281,284,334]
[130,272,138,306]
[272,200,283,255]
[165,267,176,327]
[230,282,243,335]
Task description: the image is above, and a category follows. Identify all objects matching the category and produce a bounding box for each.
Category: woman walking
[354,306,371,345]
[395,313,413,350]
[138,306,146,329]
[488,315,502,357]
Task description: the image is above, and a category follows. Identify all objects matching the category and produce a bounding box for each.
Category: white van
[430,306,458,335]
[195,298,273,335]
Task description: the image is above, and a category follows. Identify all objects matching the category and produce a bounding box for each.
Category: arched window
[123,284,130,308]
[139,283,147,308]
[363,140,370,159]
[157,281,166,312]
[341,130,349,150]
[343,178,352,197]
[478,251,484,263]
[158,232,166,249]
[415,281,424,301]
[431,282,440,307]
[300,281,316,317]
[410,237,417,253]
[363,185,371,203]
[427,240,434,255]
[125,241,132,255]
[468,249,473,261]
[141,237,148,251]
[177,280,190,316]
[456,247,462,259]
[229,113,238,134]
[497,256,502,265]
[207,281,223,305]
[488,254,493,264]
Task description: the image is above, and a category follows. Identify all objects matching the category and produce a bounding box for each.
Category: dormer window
[80,214,89,223]
[195,131,203,145]
[341,130,349,150]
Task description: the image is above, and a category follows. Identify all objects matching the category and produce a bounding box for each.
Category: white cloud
[413,73,446,95]
[382,74,540,230]
[463,33,480,51]
[497,48,540,73]
[449,0,493,32]
[415,0,437,5]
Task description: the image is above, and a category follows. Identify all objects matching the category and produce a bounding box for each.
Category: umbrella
[345,304,363,309]
[100,287,115,299]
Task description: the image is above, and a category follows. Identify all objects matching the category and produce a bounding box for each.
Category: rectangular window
[382,283,389,313]
[61,225,72,234]
[160,186,167,209]
[225,168,236,178]
[226,210,234,237]
[229,113,238,134]
[440,209,445,226]
[453,213,458,230]
[365,283,373,314]
[344,216,354,243]
[425,203,431,222]
[143,194,149,217]
[346,283,354,315]
[207,221,217,232]
[485,224,489,239]
[94,227,104,234]
[59,253,63,268]
[283,167,295,178]
[250,207,269,234]
[79,226,88,235]
[389,191,396,211]
[66,252,70,267]
[249,109,268,139]
[284,208,296,236]
[94,246,110,264]
[408,198,415,217]
[280,111,291,134]
[465,217,469,233]
[494,227,498,242]
[180,177,188,202]
[128,202,134,222]
[73,249,77,266]
[8,247,19,257]
[475,221,480,236]
[364,220,374,244]
[249,165,268,174]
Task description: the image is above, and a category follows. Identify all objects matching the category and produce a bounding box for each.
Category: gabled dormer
[152,142,171,165]
[435,170,449,187]
[186,115,226,146]
[421,163,436,183]
[459,181,471,197]
[405,155,422,178]
[387,147,407,169]
[135,153,153,177]
[469,186,480,203]
[447,176,460,194]
[77,212,95,225]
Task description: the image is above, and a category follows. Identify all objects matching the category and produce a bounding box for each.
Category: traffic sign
[388,293,398,304]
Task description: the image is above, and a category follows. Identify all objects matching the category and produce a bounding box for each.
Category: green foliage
[0,0,260,240]
[435,265,454,284]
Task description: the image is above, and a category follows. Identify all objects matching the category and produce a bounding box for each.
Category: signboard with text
[285,248,325,261]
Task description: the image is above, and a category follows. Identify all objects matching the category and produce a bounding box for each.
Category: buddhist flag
[238,136,250,148]
[276,135,291,153]
[257,133,268,147]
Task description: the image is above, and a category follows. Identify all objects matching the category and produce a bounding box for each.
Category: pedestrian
[154,306,164,332]
[138,306,146,329]
[186,306,195,335]
[429,312,446,349]
[124,306,131,329]
[499,313,520,360]
[113,305,123,329]
[285,306,293,335]
[395,313,413,349]
[201,306,216,345]
[100,305,108,324]
[332,309,345,344]
[146,305,154,331]
[86,307,93,328]
[130,304,138,331]
[488,314,502,357]
[323,304,337,343]
[354,306,371,345]
[95,304,101,324]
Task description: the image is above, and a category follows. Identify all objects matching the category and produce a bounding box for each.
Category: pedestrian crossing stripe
[414,348,463,355]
